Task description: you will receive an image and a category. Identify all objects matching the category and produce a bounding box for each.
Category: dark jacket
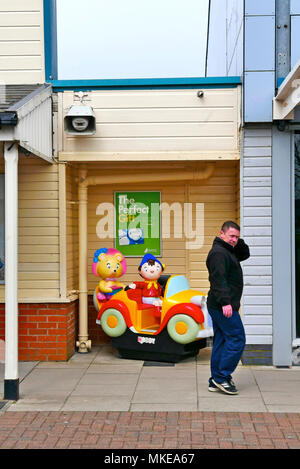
[206,237,250,311]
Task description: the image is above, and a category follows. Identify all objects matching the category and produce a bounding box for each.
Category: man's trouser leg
[208,308,246,384]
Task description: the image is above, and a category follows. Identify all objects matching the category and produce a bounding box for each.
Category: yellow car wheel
[167,314,199,344]
[101,308,127,338]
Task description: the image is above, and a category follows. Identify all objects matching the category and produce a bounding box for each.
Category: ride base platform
[111,328,207,363]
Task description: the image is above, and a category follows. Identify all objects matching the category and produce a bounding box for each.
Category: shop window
[55,0,210,80]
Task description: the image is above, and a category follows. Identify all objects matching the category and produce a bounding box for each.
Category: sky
[56,0,210,80]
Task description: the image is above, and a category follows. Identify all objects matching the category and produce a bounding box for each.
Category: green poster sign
[115,191,161,257]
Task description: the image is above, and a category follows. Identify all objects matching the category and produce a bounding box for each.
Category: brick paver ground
[0,411,300,449]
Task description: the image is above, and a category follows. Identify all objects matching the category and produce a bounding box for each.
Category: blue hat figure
[139,253,165,271]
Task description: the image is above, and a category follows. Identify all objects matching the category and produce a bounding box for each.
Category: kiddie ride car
[94,274,213,363]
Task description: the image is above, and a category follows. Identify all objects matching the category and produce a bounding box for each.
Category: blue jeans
[208,308,246,384]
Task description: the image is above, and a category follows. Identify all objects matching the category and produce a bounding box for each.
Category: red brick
[37,322,57,329]
[19,336,37,343]
[47,328,66,336]
[48,316,67,323]
[21,309,40,315]
[0,300,77,361]
[27,315,48,323]
[37,336,57,343]
[57,336,68,343]
[28,329,47,335]
[21,322,38,329]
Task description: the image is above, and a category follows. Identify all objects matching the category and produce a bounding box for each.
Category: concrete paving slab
[136,377,196,391]
[36,361,90,369]
[93,345,142,365]
[254,380,300,392]
[61,396,131,411]
[7,398,66,412]
[261,392,300,406]
[139,367,195,379]
[130,403,198,411]
[197,397,268,412]
[266,404,300,412]
[86,363,143,374]
[71,384,136,397]
[33,349,99,369]
[174,357,197,367]
[77,372,139,386]
[7,388,71,411]
[132,387,197,405]
[227,368,262,397]
[18,368,85,393]
[253,368,300,382]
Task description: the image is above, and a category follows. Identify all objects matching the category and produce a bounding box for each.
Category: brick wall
[0,300,78,361]
[242,344,273,366]
[0,296,111,362]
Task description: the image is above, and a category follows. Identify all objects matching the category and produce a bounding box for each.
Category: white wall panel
[241,125,273,345]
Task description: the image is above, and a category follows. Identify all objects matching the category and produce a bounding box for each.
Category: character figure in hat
[129,254,165,307]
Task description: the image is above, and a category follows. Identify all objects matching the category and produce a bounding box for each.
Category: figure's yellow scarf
[146,280,158,290]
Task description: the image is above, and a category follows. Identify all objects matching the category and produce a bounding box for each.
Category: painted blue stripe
[48,76,241,90]
[52,85,240,92]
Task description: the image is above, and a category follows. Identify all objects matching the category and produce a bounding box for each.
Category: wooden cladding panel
[66,164,79,294]
[0,156,60,300]
[62,88,240,154]
[0,0,44,83]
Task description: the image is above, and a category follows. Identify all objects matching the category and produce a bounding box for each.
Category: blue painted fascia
[43,0,58,81]
[48,76,241,91]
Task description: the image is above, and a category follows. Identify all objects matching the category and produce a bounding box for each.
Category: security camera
[64,105,96,136]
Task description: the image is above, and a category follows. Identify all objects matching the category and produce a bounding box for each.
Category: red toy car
[95,274,213,363]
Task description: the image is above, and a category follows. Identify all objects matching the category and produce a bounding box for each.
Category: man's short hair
[221,220,240,232]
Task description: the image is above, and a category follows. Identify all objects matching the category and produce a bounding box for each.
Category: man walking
[206,221,250,395]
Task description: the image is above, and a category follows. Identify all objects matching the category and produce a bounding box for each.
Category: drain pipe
[76,163,215,353]
[4,142,19,400]
[84,165,215,187]
[76,169,91,353]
